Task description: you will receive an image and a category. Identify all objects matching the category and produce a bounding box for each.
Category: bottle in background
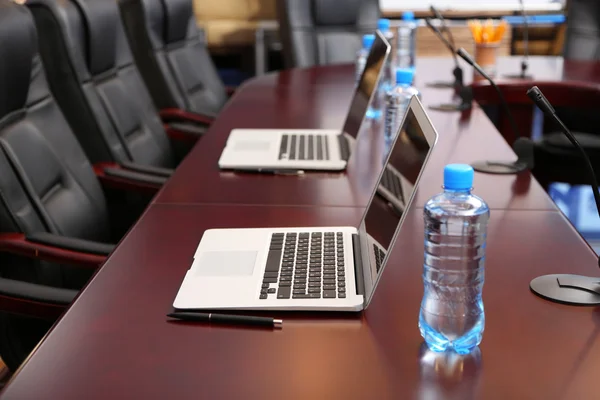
[355,34,375,84]
[396,11,417,72]
[384,68,420,152]
[420,164,490,355]
[366,19,395,121]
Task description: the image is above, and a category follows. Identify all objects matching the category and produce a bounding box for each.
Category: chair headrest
[313,0,362,26]
[71,0,119,75]
[0,1,35,118]
[161,0,193,44]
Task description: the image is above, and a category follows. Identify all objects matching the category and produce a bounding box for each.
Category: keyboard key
[263,277,277,283]
[308,135,314,160]
[261,289,268,295]
[338,293,346,298]
[323,136,329,160]
[293,289,306,295]
[262,283,270,289]
[277,286,291,299]
[317,135,323,160]
[323,284,336,290]
[308,288,320,294]
[323,290,336,298]
[338,287,346,293]
[299,135,305,160]
[265,250,282,272]
[264,272,278,278]
[260,294,268,299]
[292,293,321,299]
[268,288,276,294]
[280,281,291,287]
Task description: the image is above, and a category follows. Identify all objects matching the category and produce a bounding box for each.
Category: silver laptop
[174,97,438,311]
[217,31,391,172]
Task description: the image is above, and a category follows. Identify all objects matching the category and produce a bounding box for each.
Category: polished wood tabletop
[3,57,600,399]
[2,204,599,399]
[155,57,565,210]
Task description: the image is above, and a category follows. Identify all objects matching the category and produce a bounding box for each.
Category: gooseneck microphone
[504,0,532,80]
[456,47,533,174]
[425,18,471,112]
[527,86,600,305]
[426,6,464,90]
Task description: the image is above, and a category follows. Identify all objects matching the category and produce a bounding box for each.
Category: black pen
[167,312,283,329]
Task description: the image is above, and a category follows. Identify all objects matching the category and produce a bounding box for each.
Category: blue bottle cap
[363,34,375,49]
[395,68,414,84]
[444,164,474,190]
[402,11,415,21]
[377,18,391,31]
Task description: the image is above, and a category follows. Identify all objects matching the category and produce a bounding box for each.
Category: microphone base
[426,81,455,88]
[471,160,528,174]
[428,102,471,112]
[530,274,600,306]
[502,73,534,80]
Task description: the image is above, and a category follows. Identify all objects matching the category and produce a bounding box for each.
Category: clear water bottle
[396,11,417,72]
[384,68,420,152]
[420,164,490,354]
[366,19,395,121]
[355,34,375,84]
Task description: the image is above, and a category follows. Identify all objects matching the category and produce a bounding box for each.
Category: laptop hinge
[338,134,351,162]
[352,233,365,296]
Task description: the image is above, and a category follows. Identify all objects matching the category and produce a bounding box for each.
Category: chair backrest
[0,1,110,286]
[27,0,176,168]
[276,0,380,68]
[472,81,600,142]
[119,0,228,117]
[564,0,600,60]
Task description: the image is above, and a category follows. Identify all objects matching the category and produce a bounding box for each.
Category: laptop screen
[341,31,391,140]
[358,97,437,305]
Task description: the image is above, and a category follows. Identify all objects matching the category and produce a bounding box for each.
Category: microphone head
[456,48,474,65]
[513,137,535,170]
[526,86,555,115]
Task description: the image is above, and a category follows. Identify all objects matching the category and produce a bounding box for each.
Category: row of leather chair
[0,0,227,371]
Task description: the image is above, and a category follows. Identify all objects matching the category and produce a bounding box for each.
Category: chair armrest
[0,233,105,268]
[159,108,215,126]
[0,278,75,320]
[94,162,165,194]
[119,161,173,178]
[225,85,236,96]
[26,232,114,256]
[164,121,207,143]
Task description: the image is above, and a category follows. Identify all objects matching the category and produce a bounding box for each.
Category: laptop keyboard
[260,232,347,299]
[279,134,330,161]
[373,243,386,273]
[381,167,403,200]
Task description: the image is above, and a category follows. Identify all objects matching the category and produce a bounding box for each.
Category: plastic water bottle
[384,68,420,152]
[366,19,395,121]
[355,34,375,84]
[396,11,417,72]
[420,164,490,354]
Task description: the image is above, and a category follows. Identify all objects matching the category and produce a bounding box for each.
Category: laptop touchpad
[234,141,271,152]
[194,251,257,277]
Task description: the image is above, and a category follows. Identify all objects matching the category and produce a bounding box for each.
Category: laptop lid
[341,30,391,140]
[357,96,439,307]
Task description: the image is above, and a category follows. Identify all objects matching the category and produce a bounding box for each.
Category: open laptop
[174,97,438,311]
[217,31,391,172]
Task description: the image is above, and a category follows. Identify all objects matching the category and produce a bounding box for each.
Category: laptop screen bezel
[357,96,439,308]
[339,30,391,143]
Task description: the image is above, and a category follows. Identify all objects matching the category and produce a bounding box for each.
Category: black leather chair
[119,0,231,120]
[0,1,161,371]
[564,0,600,60]
[26,0,206,173]
[276,0,380,68]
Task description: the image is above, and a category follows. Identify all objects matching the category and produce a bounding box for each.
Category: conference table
[2,57,600,399]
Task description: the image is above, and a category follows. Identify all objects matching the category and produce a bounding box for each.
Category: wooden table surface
[2,57,600,399]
